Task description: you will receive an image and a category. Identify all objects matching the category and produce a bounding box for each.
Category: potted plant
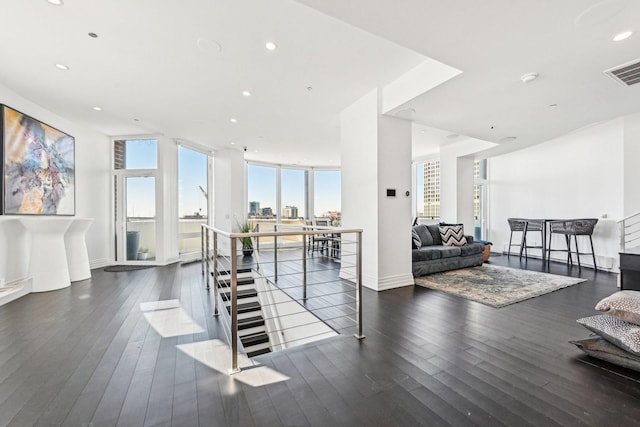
[236,220,254,257]
[137,247,149,260]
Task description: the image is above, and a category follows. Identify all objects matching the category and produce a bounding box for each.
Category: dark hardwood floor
[1,251,639,426]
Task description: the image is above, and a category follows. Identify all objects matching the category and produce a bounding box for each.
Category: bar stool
[547,219,598,269]
[507,218,526,259]
[521,219,545,260]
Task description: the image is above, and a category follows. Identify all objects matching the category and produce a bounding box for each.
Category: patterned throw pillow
[595,291,640,326]
[411,229,422,249]
[577,314,640,356]
[439,225,467,246]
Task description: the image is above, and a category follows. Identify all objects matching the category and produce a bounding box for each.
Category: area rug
[414,264,587,308]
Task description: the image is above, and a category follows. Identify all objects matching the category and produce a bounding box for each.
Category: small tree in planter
[236,219,254,257]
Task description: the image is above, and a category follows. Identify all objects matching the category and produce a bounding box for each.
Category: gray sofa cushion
[426,224,443,245]
[412,247,442,262]
[459,243,484,256]
[413,224,433,247]
[438,246,462,259]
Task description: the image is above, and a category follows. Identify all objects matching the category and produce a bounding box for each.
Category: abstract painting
[2,105,75,215]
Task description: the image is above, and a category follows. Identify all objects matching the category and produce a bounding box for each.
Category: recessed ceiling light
[520,72,539,83]
[230,118,237,123]
[55,63,69,70]
[230,141,235,145]
[446,134,460,139]
[307,86,313,91]
[499,136,517,143]
[265,42,277,51]
[92,106,102,111]
[242,90,251,97]
[548,103,559,108]
[254,150,259,153]
[133,118,139,122]
[88,32,98,38]
[47,0,64,5]
[613,31,633,41]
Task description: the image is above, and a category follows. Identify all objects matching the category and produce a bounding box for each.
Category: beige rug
[414,264,587,308]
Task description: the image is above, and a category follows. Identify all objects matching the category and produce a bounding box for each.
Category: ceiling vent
[604,58,640,87]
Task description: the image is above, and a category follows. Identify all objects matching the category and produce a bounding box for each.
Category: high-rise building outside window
[421,160,440,220]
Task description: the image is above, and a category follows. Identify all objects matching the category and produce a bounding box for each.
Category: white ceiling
[1,0,639,166]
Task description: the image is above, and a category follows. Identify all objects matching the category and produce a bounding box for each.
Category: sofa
[412,223,485,277]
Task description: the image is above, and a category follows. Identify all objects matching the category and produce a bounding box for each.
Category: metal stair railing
[618,211,640,252]
[201,223,364,374]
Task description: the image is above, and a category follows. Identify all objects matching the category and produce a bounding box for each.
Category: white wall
[489,119,624,270]
[0,83,110,285]
[624,113,640,216]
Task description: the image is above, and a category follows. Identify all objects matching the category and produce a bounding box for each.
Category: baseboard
[90,258,110,269]
[375,274,415,291]
[0,277,32,307]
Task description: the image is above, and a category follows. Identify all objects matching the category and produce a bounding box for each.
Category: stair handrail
[619,212,640,252]
[617,211,640,223]
[201,223,363,374]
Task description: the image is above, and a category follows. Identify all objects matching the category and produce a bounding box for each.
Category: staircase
[215,268,272,357]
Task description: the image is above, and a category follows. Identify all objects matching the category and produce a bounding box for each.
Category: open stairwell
[215,268,272,357]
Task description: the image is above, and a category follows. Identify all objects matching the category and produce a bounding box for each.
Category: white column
[214,149,245,256]
[340,89,413,291]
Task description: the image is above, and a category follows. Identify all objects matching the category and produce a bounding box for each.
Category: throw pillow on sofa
[413,224,434,246]
[439,225,467,247]
[411,229,422,249]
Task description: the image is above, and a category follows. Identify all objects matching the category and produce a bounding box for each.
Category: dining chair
[310,218,331,255]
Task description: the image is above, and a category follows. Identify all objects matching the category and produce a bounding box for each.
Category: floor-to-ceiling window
[474,159,488,240]
[178,146,208,256]
[113,139,158,262]
[314,170,341,226]
[247,164,278,244]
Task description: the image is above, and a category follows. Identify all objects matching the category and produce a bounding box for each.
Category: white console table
[65,218,94,282]
[19,217,74,292]
[18,217,94,292]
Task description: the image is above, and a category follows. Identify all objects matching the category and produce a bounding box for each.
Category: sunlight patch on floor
[140,299,205,337]
[176,339,290,387]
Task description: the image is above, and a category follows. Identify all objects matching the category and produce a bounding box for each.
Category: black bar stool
[507,218,526,259]
[547,219,598,269]
[521,219,545,260]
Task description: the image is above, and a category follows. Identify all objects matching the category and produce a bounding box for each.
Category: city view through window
[247,165,341,230]
[415,160,483,226]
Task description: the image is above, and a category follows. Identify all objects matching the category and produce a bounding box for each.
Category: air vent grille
[605,58,640,87]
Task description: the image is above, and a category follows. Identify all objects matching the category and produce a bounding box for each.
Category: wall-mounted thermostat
[386,189,396,197]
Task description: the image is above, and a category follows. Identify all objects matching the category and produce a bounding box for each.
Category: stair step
[225,301,261,314]
[246,342,272,358]
[241,332,270,347]
[239,325,268,338]
[220,288,257,300]
[217,277,255,287]
[216,268,253,276]
[238,315,265,330]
